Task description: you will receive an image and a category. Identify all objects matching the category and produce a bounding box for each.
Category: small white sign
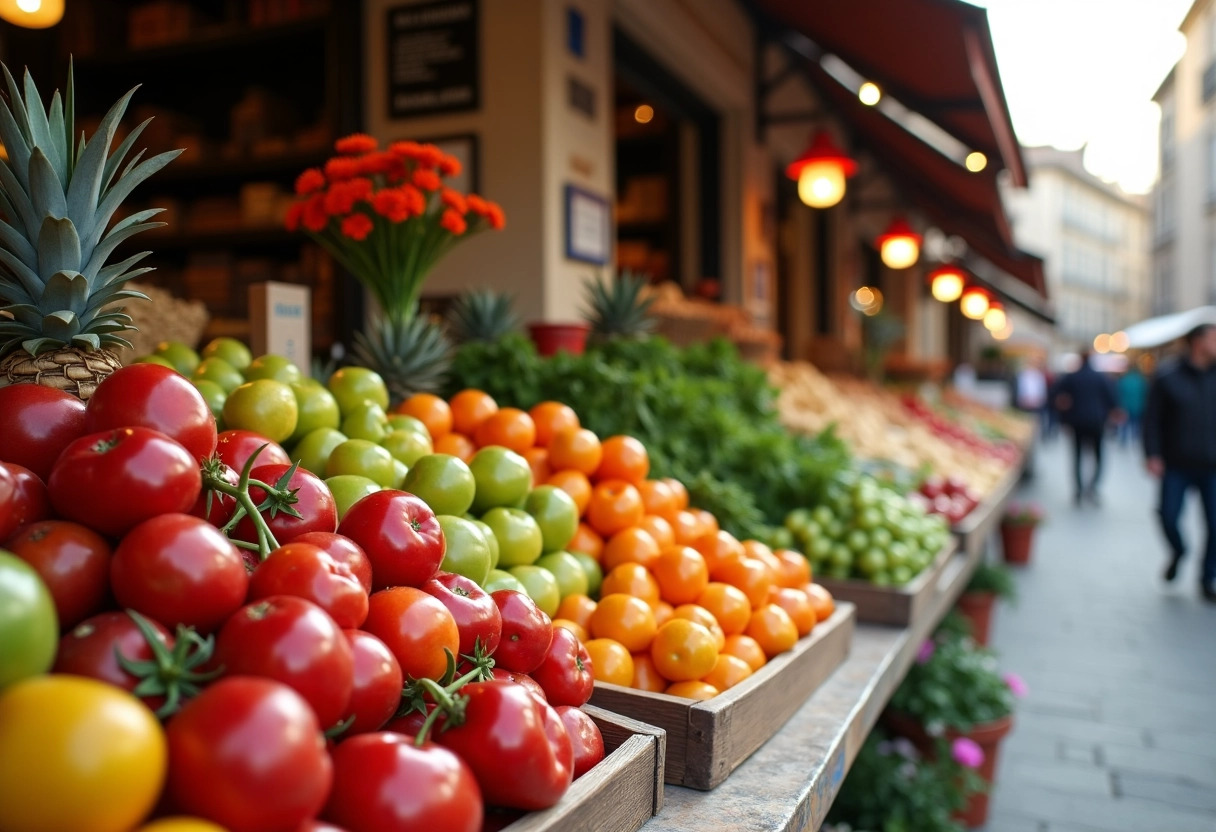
[566,185,610,265]
[249,282,311,375]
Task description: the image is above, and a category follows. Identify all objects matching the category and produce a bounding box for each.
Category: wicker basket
[117,282,211,360]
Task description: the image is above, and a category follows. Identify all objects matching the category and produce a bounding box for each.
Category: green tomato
[891,565,914,586]
[784,508,812,535]
[887,541,911,569]
[811,505,835,526]
[829,545,853,571]
[133,354,176,369]
[381,429,433,467]
[508,565,561,617]
[856,507,883,531]
[871,572,893,587]
[482,569,526,594]
[869,527,893,551]
[392,459,409,489]
[289,382,341,444]
[810,537,832,560]
[767,527,794,550]
[386,414,431,438]
[244,354,303,384]
[325,475,382,520]
[482,507,543,568]
[0,551,58,688]
[340,401,390,443]
[192,357,245,393]
[570,550,603,598]
[472,519,500,569]
[437,515,493,585]
[191,380,226,422]
[327,366,389,415]
[846,529,870,554]
[201,336,253,371]
[291,428,348,477]
[154,340,200,375]
[523,485,579,554]
[325,439,396,487]
[222,379,298,443]
[401,454,476,516]
[857,549,886,577]
[469,446,532,514]
[534,551,589,599]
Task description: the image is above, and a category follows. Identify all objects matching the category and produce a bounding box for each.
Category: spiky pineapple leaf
[2,303,40,326]
[85,149,181,252]
[2,64,31,145]
[28,147,67,219]
[40,309,80,342]
[41,271,89,316]
[72,333,100,350]
[22,70,56,177]
[0,65,31,193]
[0,245,41,300]
[64,60,74,180]
[47,91,66,187]
[67,86,137,242]
[83,216,167,281]
[22,337,61,355]
[101,118,152,195]
[37,217,82,274]
[96,251,152,286]
[85,285,150,318]
[0,216,37,270]
[0,159,38,239]
[0,277,35,306]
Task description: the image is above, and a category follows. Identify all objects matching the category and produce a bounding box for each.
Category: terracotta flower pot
[956,590,997,646]
[999,522,1035,565]
[528,322,590,356]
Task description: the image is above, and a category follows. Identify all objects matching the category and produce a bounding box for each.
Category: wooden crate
[815,540,959,626]
[589,602,855,790]
[502,706,665,832]
[952,468,1020,559]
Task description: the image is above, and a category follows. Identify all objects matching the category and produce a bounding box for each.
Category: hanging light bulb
[877,217,921,269]
[929,266,965,303]
[983,302,1007,332]
[785,130,858,209]
[960,287,990,320]
[0,0,64,28]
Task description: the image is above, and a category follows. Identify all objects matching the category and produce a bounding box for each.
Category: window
[1161,106,1176,171]
[1155,178,1176,241]
[1203,60,1216,104]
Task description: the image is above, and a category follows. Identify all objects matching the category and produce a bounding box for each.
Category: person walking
[1053,350,1119,505]
[1143,323,1216,601]
[1116,364,1148,446]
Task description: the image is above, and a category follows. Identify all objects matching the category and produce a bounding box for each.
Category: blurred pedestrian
[1143,323,1216,601]
[1116,364,1148,446]
[1053,350,1119,505]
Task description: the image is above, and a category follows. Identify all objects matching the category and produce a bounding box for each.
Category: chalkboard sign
[387,0,480,118]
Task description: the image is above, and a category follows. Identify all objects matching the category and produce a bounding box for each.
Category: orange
[746,604,798,658]
[637,514,675,549]
[601,527,661,571]
[743,540,783,581]
[663,477,689,512]
[695,530,746,575]
[523,447,552,485]
[529,401,580,447]
[722,633,767,672]
[548,428,603,476]
[631,652,669,692]
[692,509,719,538]
[652,545,710,606]
[449,389,498,437]
[596,435,650,484]
[474,407,537,453]
[665,680,719,700]
[588,593,658,652]
[551,618,589,642]
[713,557,774,609]
[584,638,634,686]
[804,583,836,622]
[775,549,812,588]
[599,563,661,608]
[670,603,725,650]
[767,586,816,637]
[653,600,674,627]
[433,432,476,462]
[636,480,678,521]
[548,469,592,516]
[556,593,597,632]
[696,582,752,636]
[396,393,452,440]
[702,653,753,692]
[567,522,604,560]
[672,510,703,545]
[650,619,719,682]
[586,480,645,537]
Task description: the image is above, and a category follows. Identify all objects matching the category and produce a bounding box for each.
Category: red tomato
[342,630,404,735]
[110,513,249,632]
[0,462,52,541]
[166,677,333,832]
[249,542,368,629]
[382,703,435,738]
[0,384,87,480]
[293,531,373,592]
[421,572,502,657]
[214,596,355,729]
[299,824,350,832]
[531,626,594,707]
[48,427,201,538]
[323,733,482,832]
[434,680,574,811]
[6,519,111,627]
[489,667,547,702]
[363,586,459,682]
[190,462,240,528]
[555,705,606,779]
[85,363,218,463]
[234,464,338,547]
[54,611,173,704]
[337,491,445,589]
[215,428,291,473]
[491,590,553,673]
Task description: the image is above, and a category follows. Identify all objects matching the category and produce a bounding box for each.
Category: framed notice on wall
[411,133,479,193]
[387,0,480,119]
[565,185,611,265]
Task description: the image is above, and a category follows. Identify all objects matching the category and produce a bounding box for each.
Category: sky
[977,0,1193,194]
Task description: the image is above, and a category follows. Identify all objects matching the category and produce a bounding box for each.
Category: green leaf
[85,148,182,252]
[72,332,100,350]
[40,270,89,316]
[46,90,66,185]
[67,85,137,242]
[0,276,35,306]
[101,334,134,350]
[40,309,80,342]
[0,216,37,270]
[96,250,152,286]
[0,245,42,301]
[82,219,167,281]
[22,69,56,173]
[22,336,63,355]
[27,147,67,219]
[3,303,41,327]
[100,117,151,195]
[85,285,151,319]
[37,216,82,274]
[0,159,38,239]
[64,58,74,179]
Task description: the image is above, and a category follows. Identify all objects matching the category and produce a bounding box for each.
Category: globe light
[786,131,858,209]
[1093,333,1111,354]
[858,82,882,106]
[960,288,990,320]
[982,303,1007,332]
[877,217,921,269]
[1110,331,1130,353]
[965,151,988,172]
[0,0,63,28]
[929,266,965,303]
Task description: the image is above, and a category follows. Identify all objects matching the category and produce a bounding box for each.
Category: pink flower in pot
[1003,671,1029,698]
[951,736,985,769]
[915,640,935,664]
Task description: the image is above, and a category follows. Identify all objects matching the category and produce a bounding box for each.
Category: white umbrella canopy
[1122,306,1216,349]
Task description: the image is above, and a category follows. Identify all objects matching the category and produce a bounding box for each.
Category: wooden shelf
[144,227,301,251]
[153,151,330,186]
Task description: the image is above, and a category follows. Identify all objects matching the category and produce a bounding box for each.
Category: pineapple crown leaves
[446,288,520,344]
[352,314,453,403]
[0,60,182,356]
[583,269,656,338]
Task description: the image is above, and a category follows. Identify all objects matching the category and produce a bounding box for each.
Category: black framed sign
[387,0,480,119]
[565,184,611,265]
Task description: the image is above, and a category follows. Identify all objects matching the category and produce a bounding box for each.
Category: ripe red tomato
[53,611,173,708]
[363,586,459,682]
[491,590,553,673]
[323,733,482,832]
[0,462,52,542]
[190,462,239,528]
[234,464,338,547]
[6,520,111,627]
[214,596,355,729]
[531,625,594,707]
[555,705,606,779]
[249,542,368,629]
[85,363,218,463]
[214,428,291,473]
[489,667,547,702]
[421,572,502,657]
[166,677,332,832]
[0,384,87,480]
[337,491,445,590]
[382,703,435,738]
[293,532,373,593]
[110,513,249,632]
[342,630,404,735]
[48,427,202,538]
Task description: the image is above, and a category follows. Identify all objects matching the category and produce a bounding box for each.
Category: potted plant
[957,560,1017,646]
[999,501,1043,565]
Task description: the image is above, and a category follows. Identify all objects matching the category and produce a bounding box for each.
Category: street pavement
[981,431,1216,832]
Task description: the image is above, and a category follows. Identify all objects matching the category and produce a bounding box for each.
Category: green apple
[154,340,200,375]
[325,474,381,520]
[534,551,588,599]
[325,439,396,487]
[381,429,433,467]
[289,381,341,444]
[192,357,245,393]
[472,519,500,569]
[387,413,431,438]
[392,459,409,489]
[192,379,226,421]
[508,565,560,617]
[328,366,389,415]
[469,446,532,514]
[245,354,303,384]
[341,401,390,442]
[482,507,543,568]
[437,515,493,585]
[222,379,298,443]
[523,485,578,554]
[402,454,476,516]
[201,337,253,371]
[291,428,348,477]
[570,551,603,597]
[483,569,526,594]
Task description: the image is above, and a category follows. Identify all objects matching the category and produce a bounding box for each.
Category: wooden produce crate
[589,602,855,790]
[952,467,1020,559]
[502,706,665,832]
[815,539,958,627]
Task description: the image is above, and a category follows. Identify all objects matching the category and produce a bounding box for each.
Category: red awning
[754,0,1027,187]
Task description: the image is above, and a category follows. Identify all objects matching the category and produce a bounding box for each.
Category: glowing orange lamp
[960,287,991,320]
[877,217,921,269]
[0,0,63,28]
[785,131,858,209]
[929,266,965,303]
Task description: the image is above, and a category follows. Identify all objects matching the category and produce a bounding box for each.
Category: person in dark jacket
[1143,323,1216,601]
[1054,350,1119,505]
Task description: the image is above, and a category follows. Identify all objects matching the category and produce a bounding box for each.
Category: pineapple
[0,63,181,399]
[353,314,452,404]
[446,289,520,344]
[584,270,655,340]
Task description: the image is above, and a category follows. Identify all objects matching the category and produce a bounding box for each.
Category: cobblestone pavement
[982,432,1216,832]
